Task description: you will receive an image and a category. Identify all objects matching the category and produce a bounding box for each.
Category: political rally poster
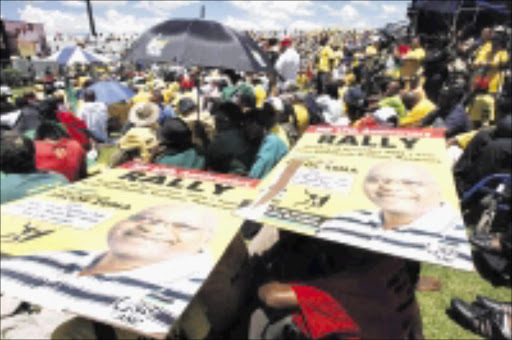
[0,162,259,339]
[238,126,473,271]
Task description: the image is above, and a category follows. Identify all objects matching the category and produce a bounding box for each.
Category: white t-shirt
[275,47,300,84]
[77,102,108,142]
[316,95,346,125]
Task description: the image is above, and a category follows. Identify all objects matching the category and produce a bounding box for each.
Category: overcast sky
[1,1,410,35]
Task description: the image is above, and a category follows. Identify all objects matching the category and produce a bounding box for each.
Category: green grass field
[11,86,35,98]
[418,264,511,339]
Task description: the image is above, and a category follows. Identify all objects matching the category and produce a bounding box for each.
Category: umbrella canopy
[86,81,134,104]
[123,19,274,73]
[47,46,110,66]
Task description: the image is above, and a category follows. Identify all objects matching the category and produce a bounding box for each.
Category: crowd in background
[0,21,511,340]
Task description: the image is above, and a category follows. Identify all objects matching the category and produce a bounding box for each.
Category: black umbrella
[123,19,274,73]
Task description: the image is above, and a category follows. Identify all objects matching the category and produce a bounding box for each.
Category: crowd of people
[0,20,511,340]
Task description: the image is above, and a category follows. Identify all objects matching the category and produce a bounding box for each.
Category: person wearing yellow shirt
[467,80,495,128]
[163,82,180,104]
[485,38,509,94]
[365,37,379,58]
[332,45,345,81]
[132,87,152,104]
[250,77,267,109]
[473,27,493,64]
[316,36,334,94]
[297,71,309,91]
[401,37,425,82]
[400,91,436,127]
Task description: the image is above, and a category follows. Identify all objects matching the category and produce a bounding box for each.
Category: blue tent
[47,46,110,66]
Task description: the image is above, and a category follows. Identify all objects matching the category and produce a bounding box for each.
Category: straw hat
[128,102,159,127]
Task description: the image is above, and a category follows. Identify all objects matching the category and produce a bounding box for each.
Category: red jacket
[35,139,86,182]
[57,111,90,150]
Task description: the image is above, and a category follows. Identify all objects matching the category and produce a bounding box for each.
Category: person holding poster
[318,161,472,268]
[1,203,220,339]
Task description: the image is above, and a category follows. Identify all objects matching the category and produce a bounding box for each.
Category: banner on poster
[0,163,258,338]
[239,126,473,271]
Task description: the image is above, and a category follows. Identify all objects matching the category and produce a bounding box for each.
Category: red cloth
[35,139,85,182]
[291,285,359,340]
[57,111,90,150]
[398,45,410,56]
[180,79,195,89]
[352,117,379,129]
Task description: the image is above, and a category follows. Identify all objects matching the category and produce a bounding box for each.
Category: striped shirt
[0,251,213,337]
[318,204,473,271]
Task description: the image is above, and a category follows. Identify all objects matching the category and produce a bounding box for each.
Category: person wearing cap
[176,97,215,150]
[155,118,205,169]
[76,89,108,143]
[244,104,288,179]
[275,36,300,91]
[344,86,365,123]
[400,91,436,127]
[110,102,160,167]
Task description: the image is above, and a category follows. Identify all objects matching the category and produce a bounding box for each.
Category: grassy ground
[418,263,511,339]
[11,86,34,98]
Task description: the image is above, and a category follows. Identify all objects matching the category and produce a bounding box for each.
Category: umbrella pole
[196,68,201,121]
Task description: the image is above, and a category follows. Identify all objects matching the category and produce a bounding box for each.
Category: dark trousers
[316,71,329,95]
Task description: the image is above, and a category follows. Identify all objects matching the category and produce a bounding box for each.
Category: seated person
[151,90,175,125]
[420,86,472,138]
[206,102,254,175]
[454,111,511,197]
[378,80,406,118]
[34,121,87,182]
[400,91,436,127]
[177,98,215,150]
[267,97,292,148]
[250,234,423,339]
[1,132,68,204]
[467,78,495,128]
[55,97,91,151]
[109,103,159,167]
[14,91,42,136]
[244,104,288,179]
[76,90,109,143]
[315,82,346,124]
[154,117,205,169]
[344,86,366,124]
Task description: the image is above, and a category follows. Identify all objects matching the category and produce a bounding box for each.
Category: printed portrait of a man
[318,161,473,269]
